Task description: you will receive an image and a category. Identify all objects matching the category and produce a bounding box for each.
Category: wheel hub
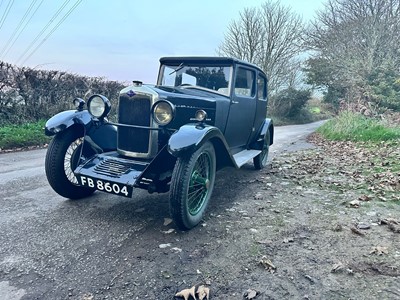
[191,171,210,190]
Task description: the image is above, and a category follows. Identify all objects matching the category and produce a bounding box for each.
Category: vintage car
[44,56,274,230]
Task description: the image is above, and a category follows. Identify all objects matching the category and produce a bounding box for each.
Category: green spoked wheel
[253,130,270,170]
[170,142,216,230]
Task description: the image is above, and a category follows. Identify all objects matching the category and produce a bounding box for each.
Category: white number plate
[78,175,132,197]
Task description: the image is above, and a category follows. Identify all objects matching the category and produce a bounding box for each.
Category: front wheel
[45,128,95,199]
[253,130,270,170]
[169,142,216,230]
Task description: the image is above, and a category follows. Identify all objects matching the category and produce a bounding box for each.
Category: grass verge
[0,120,50,150]
[317,111,400,142]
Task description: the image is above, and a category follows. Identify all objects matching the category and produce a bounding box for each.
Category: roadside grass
[317,111,400,142]
[0,120,50,150]
[301,110,400,203]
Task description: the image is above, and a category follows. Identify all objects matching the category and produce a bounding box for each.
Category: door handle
[231,100,239,104]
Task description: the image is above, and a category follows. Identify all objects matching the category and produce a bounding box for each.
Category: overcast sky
[0,0,324,84]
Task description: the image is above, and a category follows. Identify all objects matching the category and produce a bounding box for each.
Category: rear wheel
[45,128,95,199]
[169,142,216,230]
[253,130,270,170]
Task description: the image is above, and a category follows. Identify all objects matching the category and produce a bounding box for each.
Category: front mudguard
[168,124,235,169]
[45,110,92,136]
[45,110,117,152]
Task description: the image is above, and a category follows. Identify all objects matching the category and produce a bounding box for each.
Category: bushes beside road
[0,61,124,126]
[0,61,125,151]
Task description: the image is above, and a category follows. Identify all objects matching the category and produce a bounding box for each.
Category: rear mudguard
[261,118,274,146]
[45,110,117,152]
[168,124,235,169]
[251,118,274,150]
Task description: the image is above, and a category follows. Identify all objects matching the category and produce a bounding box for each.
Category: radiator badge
[127,90,136,97]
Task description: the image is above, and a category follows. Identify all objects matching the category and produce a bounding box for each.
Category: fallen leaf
[358,194,372,201]
[163,218,173,226]
[356,223,371,230]
[380,218,399,225]
[162,228,175,234]
[161,270,171,279]
[388,223,400,233]
[350,226,365,236]
[81,293,94,300]
[370,246,388,255]
[196,285,210,300]
[303,274,315,283]
[257,239,273,245]
[283,237,294,243]
[346,268,354,275]
[175,286,196,300]
[244,289,258,299]
[159,243,171,249]
[331,262,344,273]
[171,247,182,253]
[259,256,276,273]
[349,200,360,208]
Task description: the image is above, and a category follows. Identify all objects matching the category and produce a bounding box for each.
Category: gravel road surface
[0,121,324,300]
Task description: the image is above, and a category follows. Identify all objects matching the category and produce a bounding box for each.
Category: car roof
[159,56,265,75]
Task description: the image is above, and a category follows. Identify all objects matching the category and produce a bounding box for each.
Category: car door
[248,72,268,144]
[224,66,257,151]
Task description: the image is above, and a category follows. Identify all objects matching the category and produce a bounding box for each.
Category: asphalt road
[0,121,324,299]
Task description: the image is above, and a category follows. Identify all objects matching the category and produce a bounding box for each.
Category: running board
[233,149,261,168]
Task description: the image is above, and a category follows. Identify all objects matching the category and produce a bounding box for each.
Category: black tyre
[253,130,270,170]
[169,141,216,230]
[45,128,95,199]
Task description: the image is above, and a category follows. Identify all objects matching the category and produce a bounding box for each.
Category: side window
[234,68,255,97]
[257,74,267,100]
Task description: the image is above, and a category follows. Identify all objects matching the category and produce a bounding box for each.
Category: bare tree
[305,0,400,110]
[218,8,264,64]
[218,0,305,96]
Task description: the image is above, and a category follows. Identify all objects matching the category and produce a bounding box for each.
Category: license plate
[77,175,132,198]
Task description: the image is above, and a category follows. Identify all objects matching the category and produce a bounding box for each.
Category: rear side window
[234,68,255,97]
[258,74,267,99]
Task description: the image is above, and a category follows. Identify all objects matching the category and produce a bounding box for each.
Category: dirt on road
[1,124,399,300]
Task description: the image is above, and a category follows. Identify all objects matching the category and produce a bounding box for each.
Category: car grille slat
[118,95,151,154]
[93,158,140,178]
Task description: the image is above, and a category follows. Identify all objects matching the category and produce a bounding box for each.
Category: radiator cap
[132,80,143,87]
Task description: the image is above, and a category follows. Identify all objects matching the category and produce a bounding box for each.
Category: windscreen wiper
[169,63,184,75]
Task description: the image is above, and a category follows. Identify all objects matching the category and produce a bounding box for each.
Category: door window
[234,68,255,97]
[257,74,267,99]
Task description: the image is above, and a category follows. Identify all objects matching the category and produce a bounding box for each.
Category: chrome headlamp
[87,94,111,119]
[152,100,175,125]
[195,110,207,122]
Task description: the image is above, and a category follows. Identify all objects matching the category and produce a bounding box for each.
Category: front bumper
[74,152,150,197]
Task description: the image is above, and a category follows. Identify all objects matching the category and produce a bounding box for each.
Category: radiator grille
[118,95,151,154]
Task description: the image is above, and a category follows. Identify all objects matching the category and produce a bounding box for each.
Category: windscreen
[159,64,232,96]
